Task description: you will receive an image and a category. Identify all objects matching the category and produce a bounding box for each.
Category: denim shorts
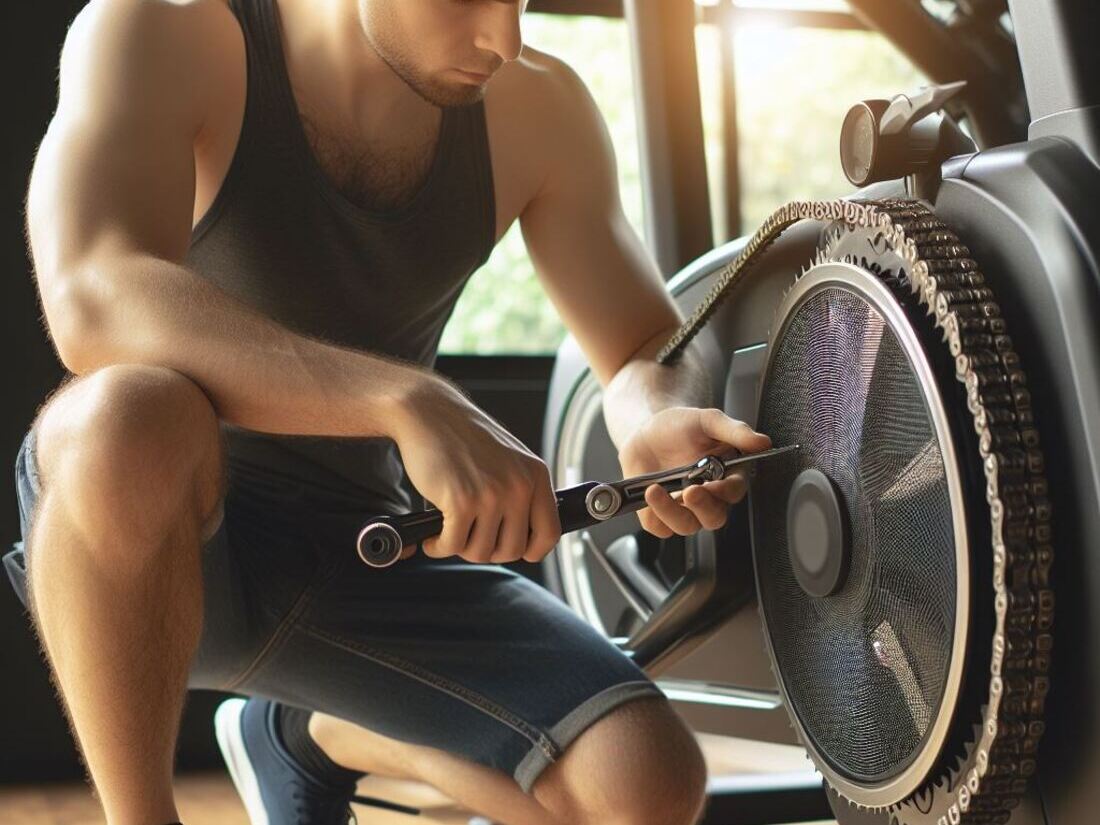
[3,425,666,793]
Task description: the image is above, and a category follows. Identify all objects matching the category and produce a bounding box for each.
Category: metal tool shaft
[356,444,800,567]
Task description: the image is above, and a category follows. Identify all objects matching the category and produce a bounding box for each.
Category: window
[697,13,926,234]
[440,2,925,354]
[438,13,642,356]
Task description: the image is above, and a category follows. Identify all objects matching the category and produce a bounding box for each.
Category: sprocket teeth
[765,272,808,346]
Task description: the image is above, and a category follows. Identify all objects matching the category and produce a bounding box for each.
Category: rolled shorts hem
[513,679,668,793]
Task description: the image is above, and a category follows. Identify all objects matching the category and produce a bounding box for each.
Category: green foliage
[722,25,925,231]
[439,14,640,356]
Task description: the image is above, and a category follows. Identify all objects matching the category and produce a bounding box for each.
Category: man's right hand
[389,376,562,565]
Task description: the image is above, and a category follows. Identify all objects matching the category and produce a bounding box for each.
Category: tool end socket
[357,522,403,568]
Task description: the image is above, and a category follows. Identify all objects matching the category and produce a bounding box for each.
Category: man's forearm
[601,331,713,453]
[48,251,439,439]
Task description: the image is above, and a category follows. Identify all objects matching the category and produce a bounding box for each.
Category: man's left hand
[616,407,772,539]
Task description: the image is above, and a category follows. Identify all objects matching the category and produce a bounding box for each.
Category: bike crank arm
[355,444,800,567]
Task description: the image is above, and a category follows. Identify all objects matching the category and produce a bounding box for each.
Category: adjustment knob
[838,81,973,188]
[839,99,890,187]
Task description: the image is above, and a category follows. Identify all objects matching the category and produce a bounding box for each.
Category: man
[7,0,772,823]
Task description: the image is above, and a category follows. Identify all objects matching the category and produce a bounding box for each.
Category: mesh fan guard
[749,262,970,808]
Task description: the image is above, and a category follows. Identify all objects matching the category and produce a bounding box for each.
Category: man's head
[359,0,526,107]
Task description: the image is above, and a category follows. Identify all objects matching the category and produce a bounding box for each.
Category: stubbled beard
[375,44,485,108]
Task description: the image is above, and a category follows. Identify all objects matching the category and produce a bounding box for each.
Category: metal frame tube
[624,0,714,277]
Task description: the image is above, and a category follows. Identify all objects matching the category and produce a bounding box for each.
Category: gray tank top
[186,0,496,516]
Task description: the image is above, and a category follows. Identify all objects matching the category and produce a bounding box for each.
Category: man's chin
[422,81,486,108]
[399,72,487,107]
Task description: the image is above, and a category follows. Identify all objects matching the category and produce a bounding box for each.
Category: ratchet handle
[357,481,603,568]
[356,471,702,568]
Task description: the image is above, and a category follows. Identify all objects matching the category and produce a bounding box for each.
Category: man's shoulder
[57,0,245,140]
[486,44,607,170]
[63,0,243,89]
[69,0,239,42]
[491,45,594,117]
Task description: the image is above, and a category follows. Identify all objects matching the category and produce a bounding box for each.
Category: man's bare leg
[309,695,708,825]
[25,365,224,825]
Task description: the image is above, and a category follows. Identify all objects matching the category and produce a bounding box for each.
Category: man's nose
[473,5,523,64]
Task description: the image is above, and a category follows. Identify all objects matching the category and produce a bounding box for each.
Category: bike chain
[656,198,1053,825]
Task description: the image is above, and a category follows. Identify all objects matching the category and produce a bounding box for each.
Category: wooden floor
[0,733,837,825]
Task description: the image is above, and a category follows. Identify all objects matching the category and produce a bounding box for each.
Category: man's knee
[535,695,708,825]
[32,363,225,547]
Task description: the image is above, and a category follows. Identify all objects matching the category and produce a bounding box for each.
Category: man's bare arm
[516,52,712,450]
[26,0,436,439]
